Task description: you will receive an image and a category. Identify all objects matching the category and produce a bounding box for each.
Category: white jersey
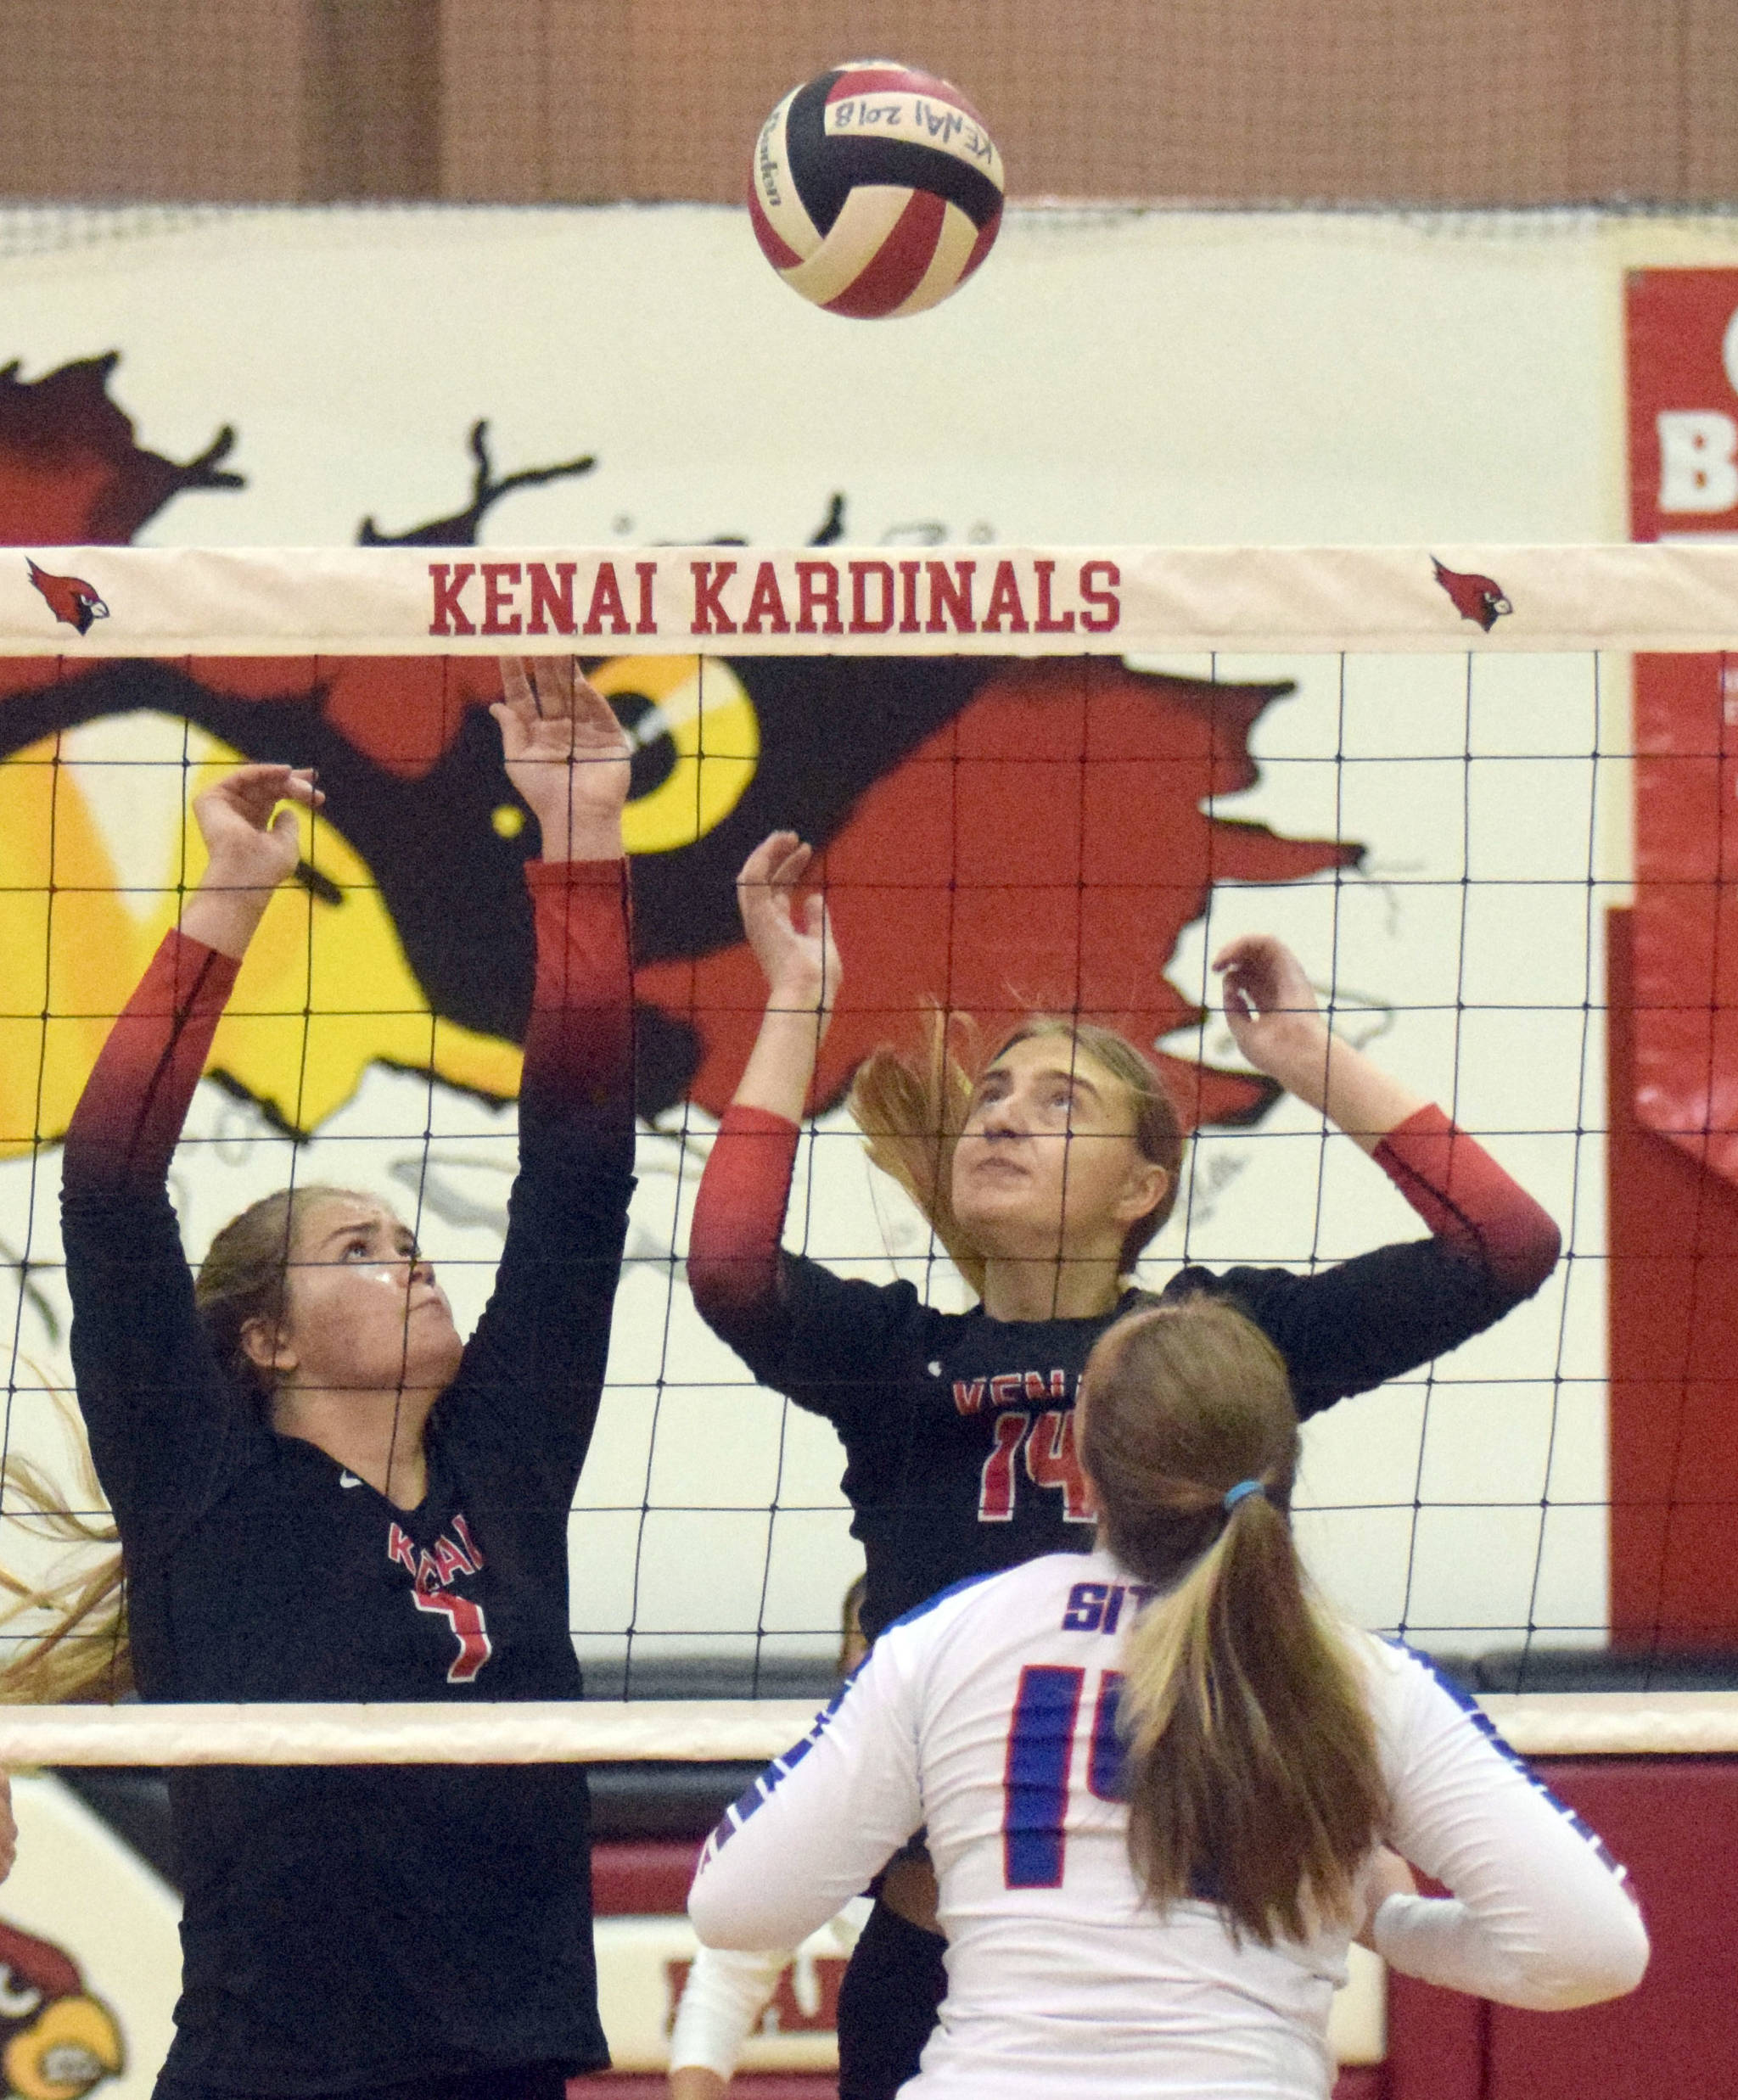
[688,1548,1647,2100]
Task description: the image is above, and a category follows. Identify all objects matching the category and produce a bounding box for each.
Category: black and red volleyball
[749,61,1005,318]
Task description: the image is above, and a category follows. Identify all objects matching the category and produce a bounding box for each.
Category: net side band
[0,1694,1731,1764]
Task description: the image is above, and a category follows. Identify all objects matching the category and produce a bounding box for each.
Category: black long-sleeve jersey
[60,859,633,2096]
[689,1102,1560,1639]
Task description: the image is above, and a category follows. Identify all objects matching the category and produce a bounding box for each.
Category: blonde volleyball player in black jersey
[690,1298,1646,2099]
[687,830,1563,2100]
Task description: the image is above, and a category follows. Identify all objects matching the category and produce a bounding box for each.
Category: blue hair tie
[1222,1479,1265,1512]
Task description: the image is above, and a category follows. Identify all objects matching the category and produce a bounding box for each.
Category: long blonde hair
[0,1386,130,1703]
[0,1184,356,1705]
[1079,1300,1386,1946]
[847,1012,1184,1298]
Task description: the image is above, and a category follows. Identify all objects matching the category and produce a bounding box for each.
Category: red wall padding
[1609,891,1738,1642]
[1387,1756,1738,2100]
[589,1756,1738,2097]
[594,1840,701,1916]
[1486,1758,1738,2099]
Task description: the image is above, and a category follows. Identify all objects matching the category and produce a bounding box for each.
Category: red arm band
[687,1104,801,1325]
[63,929,238,1191]
[521,858,634,1123]
[1374,1104,1561,1296]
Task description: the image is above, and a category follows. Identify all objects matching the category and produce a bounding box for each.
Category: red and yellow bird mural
[0,354,1360,1155]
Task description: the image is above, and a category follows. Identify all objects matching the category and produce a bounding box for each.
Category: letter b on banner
[1657,412,1738,514]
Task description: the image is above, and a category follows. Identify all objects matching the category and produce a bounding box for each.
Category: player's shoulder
[880,1552,1116,1660]
[877,1566,1006,1647]
[786,1254,961,1351]
[1346,1630,1500,1752]
[1156,1260,1293,1310]
[1357,1630,1473,1697]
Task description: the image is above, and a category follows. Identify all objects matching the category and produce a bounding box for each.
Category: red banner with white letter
[1625,270,1738,1176]
[1629,269,1738,544]
[1615,269,1738,1645]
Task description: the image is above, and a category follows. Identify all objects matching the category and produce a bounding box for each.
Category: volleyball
[748,60,1005,318]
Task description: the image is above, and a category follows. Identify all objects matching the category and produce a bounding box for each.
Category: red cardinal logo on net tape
[1432,557,1512,633]
[26,557,109,635]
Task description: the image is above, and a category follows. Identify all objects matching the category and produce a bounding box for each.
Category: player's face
[950,1037,1168,1265]
[268,1196,463,1395]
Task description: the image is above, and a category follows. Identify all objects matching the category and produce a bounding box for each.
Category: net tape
[0,543,1735,655]
[0,1694,1735,1764]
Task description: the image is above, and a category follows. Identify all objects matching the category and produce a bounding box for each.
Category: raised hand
[1214,933,1427,1145]
[737,831,841,1021]
[492,657,632,860]
[1212,934,1330,1091]
[193,764,322,890]
[182,764,323,959]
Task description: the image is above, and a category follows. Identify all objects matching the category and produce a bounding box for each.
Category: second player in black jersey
[687,826,1561,2100]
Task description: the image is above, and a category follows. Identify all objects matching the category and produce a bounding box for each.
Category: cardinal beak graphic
[1432,557,1512,633]
[0,1920,125,2100]
[25,559,109,637]
[0,1988,123,2100]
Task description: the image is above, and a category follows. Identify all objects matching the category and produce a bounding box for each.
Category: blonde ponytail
[1079,1300,1386,1946]
[848,1006,982,1290]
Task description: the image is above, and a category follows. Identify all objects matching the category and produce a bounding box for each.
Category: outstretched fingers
[500,656,540,720]
[501,653,580,724]
[1212,933,1317,1021]
[188,764,324,917]
[737,830,809,897]
[202,764,322,831]
[734,829,839,1005]
[529,656,578,720]
[493,658,631,850]
[567,671,633,763]
[496,658,630,760]
[737,832,816,936]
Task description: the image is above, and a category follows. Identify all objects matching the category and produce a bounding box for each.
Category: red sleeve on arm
[687,1104,801,1327]
[1373,1104,1561,1296]
[63,929,238,1191]
[521,858,634,1127]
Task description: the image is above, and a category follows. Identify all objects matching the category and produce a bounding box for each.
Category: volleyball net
[2,540,1736,1765]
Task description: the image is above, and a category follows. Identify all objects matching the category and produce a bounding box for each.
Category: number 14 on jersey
[979,1408,1096,1523]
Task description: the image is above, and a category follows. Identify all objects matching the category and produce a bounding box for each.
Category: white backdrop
[4,203,1736,1673]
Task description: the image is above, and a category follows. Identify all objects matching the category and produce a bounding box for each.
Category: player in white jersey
[669,1579,872,2100]
[689,1300,1646,2098]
